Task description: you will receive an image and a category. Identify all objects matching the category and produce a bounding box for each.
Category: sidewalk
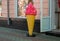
[0,27,60,41]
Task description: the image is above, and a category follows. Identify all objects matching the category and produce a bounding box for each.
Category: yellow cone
[26,15,35,36]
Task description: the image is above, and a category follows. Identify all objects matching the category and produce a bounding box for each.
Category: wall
[33,0,40,19]
[1,0,15,18]
[43,0,49,17]
[2,0,8,17]
[9,0,15,18]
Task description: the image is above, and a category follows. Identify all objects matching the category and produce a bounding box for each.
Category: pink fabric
[25,2,37,16]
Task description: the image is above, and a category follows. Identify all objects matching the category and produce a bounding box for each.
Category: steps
[45,29,60,37]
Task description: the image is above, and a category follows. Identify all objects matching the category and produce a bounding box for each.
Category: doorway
[55,0,60,29]
[51,0,60,30]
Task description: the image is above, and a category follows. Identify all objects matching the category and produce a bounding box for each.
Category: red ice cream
[25,2,37,36]
[25,2,37,16]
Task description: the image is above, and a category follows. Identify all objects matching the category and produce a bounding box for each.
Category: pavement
[0,27,60,41]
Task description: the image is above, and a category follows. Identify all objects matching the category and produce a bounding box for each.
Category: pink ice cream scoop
[25,2,37,16]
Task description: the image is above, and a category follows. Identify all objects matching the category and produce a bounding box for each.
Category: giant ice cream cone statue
[25,2,37,37]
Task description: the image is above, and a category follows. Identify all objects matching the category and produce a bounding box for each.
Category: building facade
[0,0,57,32]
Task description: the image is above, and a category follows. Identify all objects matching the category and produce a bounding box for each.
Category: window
[18,0,28,17]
